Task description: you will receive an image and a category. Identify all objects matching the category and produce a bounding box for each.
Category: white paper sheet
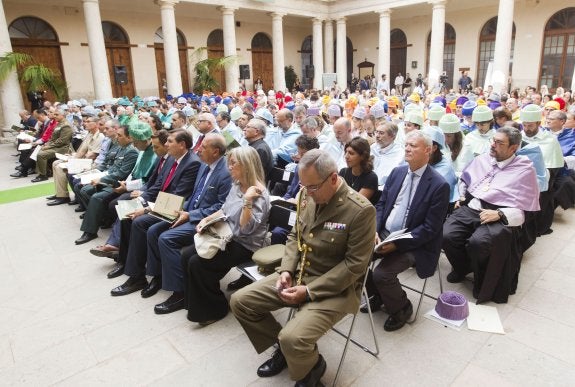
[467,303,505,334]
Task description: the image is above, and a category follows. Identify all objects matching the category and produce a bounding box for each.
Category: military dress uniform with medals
[231,179,376,381]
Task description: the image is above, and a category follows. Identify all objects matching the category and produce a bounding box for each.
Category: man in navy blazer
[369,131,450,331]
[144,134,232,314]
[110,130,200,297]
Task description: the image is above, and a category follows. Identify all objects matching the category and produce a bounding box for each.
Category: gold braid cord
[295,190,308,286]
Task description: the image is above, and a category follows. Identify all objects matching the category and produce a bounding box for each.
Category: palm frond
[21,64,68,100]
[0,52,32,82]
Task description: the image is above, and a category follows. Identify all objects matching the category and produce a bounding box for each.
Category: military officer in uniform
[230,149,376,386]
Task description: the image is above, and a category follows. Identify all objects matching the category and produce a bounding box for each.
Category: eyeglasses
[490,138,509,147]
[299,173,333,194]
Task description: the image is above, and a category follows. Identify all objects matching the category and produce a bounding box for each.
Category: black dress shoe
[154,292,184,314]
[107,263,125,279]
[79,214,85,219]
[10,171,27,178]
[141,276,162,298]
[90,245,119,259]
[295,354,326,387]
[111,276,147,296]
[47,197,71,206]
[360,294,383,314]
[75,206,86,213]
[46,195,57,200]
[257,348,287,377]
[68,199,79,206]
[446,270,467,283]
[75,232,98,245]
[384,301,413,332]
[31,175,48,183]
[227,274,253,291]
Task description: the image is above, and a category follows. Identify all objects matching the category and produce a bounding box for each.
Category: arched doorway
[477,17,516,90]
[9,16,66,110]
[539,7,575,91]
[102,21,135,97]
[390,29,407,90]
[426,23,456,89]
[251,33,273,92]
[301,36,313,90]
[154,27,190,97]
[331,37,354,89]
[207,29,226,94]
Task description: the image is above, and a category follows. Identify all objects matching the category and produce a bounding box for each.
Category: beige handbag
[194,220,233,259]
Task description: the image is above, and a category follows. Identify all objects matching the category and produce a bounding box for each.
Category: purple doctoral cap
[435,291,469,320]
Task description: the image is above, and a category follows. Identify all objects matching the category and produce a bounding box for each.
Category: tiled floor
[1,142,574,386]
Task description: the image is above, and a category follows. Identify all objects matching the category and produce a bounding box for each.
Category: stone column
[312,18,324,90]
[377,9,391,82]
[222,7,239,93]
[82,0,112,100]
[0,0,24,132]
[159,0,182,96]
[336,17,347,90]
[324,19,334,73]
[427,0,446,91]
[492,0,514,93]
[271,13,286,92]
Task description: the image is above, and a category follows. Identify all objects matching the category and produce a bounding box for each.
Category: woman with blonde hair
[181,146,270,325]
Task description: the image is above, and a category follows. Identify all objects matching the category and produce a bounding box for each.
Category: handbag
[194,219,233,259]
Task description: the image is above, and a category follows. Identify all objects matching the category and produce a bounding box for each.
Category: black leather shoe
[111,277,147,296]
[31,175,48,183]
[75,232,98,245]
[10,171,27,178]
[141,276,162,298]
[154,292,184,314]
[47,197,71,206]
[257,348,287,377]
[75,206,86,213]
[360,294,382,313]
[384,301,413,332]
[295,354,326,387]
[46,195,57,200]
[446,270,467,283]
[107,263,125,279]
[68,199,79,205]
[227,274,252,291]
[79,214,85,219]
[90,245,119,259]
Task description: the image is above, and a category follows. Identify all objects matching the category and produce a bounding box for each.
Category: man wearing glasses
[443,126,540,304]
[231,149,376,387]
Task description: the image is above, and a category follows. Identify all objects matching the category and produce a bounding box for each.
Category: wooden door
[252,49,273,91]
[155,44,190,97]
[11,41,66,110]
[106,45,135,98]
[208,48,226,94]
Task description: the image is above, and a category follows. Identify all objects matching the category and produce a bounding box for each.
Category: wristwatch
[496,209,508,225]
[243,199,253,209]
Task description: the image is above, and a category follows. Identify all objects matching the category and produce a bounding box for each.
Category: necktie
[188,168,209,209]
[389,172,415,232]
[155,157,166,175]
[192,135,204,153]
[161,161,178,192]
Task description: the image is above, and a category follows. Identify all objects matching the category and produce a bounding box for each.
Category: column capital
[336,17,346,24]
[82,0,99,4]
[154,0,179,8]
[219,6,238,15]
[270,12,286,20]
[428,0,446,9]
[312,17,324,24]
[376,9,392,17]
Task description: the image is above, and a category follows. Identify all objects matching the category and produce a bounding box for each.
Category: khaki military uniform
[231,179,376,380]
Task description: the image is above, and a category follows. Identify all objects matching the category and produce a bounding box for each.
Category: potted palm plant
[191,47,237,94]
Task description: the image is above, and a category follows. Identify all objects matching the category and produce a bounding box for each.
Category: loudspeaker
[239,64,250,79]
[113,65,128,85]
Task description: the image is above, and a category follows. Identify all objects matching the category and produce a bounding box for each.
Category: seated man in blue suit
[147,133,232,314]
[110,130,201,297]
[367,131,450,331]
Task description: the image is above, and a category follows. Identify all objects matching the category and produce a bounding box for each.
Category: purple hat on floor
[435,291,469,320]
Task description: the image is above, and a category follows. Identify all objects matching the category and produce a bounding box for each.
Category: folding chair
[402,259,444,324]
[267,167,294,196]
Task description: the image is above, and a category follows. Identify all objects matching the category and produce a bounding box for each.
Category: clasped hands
[275,271,308,305]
